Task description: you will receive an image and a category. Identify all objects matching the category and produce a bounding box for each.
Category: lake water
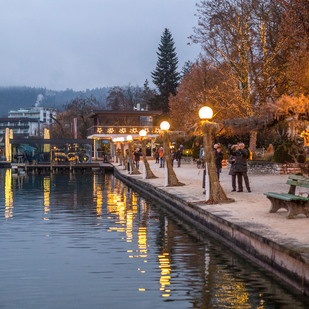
[0,169,308,309]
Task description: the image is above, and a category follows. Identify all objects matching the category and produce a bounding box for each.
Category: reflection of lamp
[199,106,228,203]
[159,121,183,187]
[139,130,156,179]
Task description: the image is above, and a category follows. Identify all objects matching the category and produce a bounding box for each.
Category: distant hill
[0,86,110,116]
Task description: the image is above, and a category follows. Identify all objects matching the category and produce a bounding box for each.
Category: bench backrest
[287,175,309,189]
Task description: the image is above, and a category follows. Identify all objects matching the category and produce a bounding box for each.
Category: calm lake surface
[0,169,308,309]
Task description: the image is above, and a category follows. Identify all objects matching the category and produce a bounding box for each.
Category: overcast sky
[0,0,201,91]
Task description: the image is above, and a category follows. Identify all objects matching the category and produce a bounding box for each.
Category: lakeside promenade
[114,159,309,295]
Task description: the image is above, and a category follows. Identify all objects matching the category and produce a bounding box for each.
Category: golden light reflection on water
[93,175,103,221]
[158,253,171,297]
[214,266,252,308]
[43,176,50,220]
[5,169,13,219]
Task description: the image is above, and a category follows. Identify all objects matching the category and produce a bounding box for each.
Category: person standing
[133,148,141,169]
[234,143,251,192]
[228,145,237,191]
[170,149,176,167]
[214,144,223,180]
[176,147,182,167]
[154,146,159,163]
[158,147,164,168]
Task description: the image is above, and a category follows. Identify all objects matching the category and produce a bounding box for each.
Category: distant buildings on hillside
[0,105,57,146]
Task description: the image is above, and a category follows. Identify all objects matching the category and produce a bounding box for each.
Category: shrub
[273,141,306,163]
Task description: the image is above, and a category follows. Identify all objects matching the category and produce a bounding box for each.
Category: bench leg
[287,202,309,219]
[267,197,288,213]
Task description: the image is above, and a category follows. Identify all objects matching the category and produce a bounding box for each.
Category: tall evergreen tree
[151,28,180,113]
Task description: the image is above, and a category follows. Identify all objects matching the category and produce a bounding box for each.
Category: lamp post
[127,135,140,175]
[199,106,228,203]
[160,121,183,187]
[139,129,157,179]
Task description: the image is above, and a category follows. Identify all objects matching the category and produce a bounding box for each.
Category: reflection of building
[87,110,162,159]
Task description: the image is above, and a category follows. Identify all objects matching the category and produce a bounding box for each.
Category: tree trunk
[249,130,257,160]
[163,131,184,186]
[128,142,141,175]
[203,121,228,204]
[121,143,126,169]
[141,138,157,179]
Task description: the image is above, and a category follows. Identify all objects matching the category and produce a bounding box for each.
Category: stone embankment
[114,160,309,296]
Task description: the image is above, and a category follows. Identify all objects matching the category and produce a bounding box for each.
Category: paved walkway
[115,159,309,254]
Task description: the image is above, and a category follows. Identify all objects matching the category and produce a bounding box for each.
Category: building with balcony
[0,117,40,147]
[8,106,57,126]
[87,110,162,159]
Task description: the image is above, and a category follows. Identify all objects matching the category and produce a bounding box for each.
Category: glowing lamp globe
[119,137,125,142]
[160,121,170,131]
[139,129,147,137]
[199,106,213,120]
[126,135,133,142]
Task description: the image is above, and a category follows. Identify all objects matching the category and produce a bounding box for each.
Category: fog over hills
[0,86,110,116]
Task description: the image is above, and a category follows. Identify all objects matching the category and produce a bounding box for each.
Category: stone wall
[248,160,309,175]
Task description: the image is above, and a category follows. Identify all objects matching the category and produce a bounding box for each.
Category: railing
[87,126,161,136]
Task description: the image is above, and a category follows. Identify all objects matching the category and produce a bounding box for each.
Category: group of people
[228,143,251,192]
[201,142,251,193]
[154,145,184,168]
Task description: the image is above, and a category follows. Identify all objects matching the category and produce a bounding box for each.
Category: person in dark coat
[175,148,182,167]
[170,149,176,167]
[214,144,224,180]
[154,146,159,163]
[228,146,237,191]
[234,143,251,192]
[133,148,141,169]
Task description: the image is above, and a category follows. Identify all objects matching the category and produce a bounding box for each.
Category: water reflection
[0,170,308,308]
[5,168,13,219]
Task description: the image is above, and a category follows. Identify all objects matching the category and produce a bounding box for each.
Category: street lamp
[159,121,183,187]
[199,106,228,203]
[126,135,140,175]
[139,130,157,179]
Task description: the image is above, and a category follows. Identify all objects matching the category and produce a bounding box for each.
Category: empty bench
[264,175,309,219]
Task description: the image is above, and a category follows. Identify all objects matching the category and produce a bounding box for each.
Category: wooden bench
[264,175,309,219]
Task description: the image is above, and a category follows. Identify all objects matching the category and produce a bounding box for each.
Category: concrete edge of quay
[113,167,309,296]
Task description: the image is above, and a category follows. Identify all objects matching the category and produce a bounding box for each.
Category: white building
[0,117,41,146]
[8,106,57,125]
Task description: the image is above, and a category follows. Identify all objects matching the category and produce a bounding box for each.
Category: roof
[88,110,162,118]
[11,138,92,145]
[0,117,40,123]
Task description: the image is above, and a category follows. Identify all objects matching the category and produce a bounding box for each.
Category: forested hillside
[0,86,110,116]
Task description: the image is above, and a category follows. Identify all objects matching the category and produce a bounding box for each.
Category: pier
[10,162,114,174]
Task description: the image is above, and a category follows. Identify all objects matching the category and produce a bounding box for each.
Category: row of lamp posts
[112,106,228,204]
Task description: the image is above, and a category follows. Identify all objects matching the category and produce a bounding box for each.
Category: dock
[8,162,114,174]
